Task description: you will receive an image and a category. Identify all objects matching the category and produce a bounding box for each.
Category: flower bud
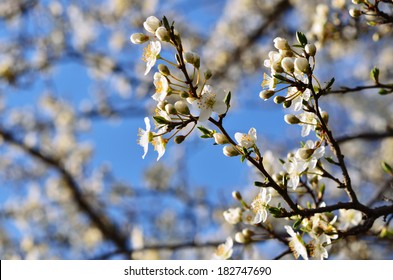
[279,49,293,57]
[184,52,200,68]
[349,8,362,18]
[158,64,170,76]
[305,43,317,56]
[242,229,254,238]
[232,191,242,201]
[174,100,190,115]
[180,91,190,98]
[283,100,292,108]
[174,135,186,144]
[223,145,240,157]
[321,111,329,124]
[155,26,170,42]
[297,148,315,160]
[273,37,290,50]
[143,16,161,34]
[130,33,149,44]
[165,104,177,115]
[157,101,168,111]
[204,69,212,80]
[274,96,286,104]
[284,114,300,124]
[281,57,294,73]
[294,57,310,74]
[259,90,275,100]
[214,133,229,145]
[235,232,249,244]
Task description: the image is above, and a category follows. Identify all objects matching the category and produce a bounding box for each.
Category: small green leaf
[162,16,170,30]
[153,116,170,124]
[325,156,338,165]
[254,181,266,187]
[293,219,302,229]
[296,31,308,46]
[378,88,390,95]
[325,77,335,90]
[240,155,246,163]
[224,91,231,108]
[370,67,380,84]
[382,161,393,175]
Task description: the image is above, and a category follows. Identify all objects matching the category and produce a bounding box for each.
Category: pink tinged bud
[143,16,161,34]
[130,33,149,44]
[294,57,310,74]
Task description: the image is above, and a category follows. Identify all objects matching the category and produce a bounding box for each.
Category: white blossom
[338,209,363,230]
[213,237,233,259]
[234,128,257,149]
[142,41,161,75]
[285,225,308,260]
[298,111,318,137]
[223,207,242,224]
[152,72,169,102]
[251,188,271,224]
[284,157,307,190]
[137,117,153,159]
[192,85,227,122]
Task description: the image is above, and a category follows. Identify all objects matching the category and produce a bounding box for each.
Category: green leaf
[378,88,390,95]
[370,67,380,84]
[254,181,266,187]
[197,126,214,138]
[197,126,210,134]
[325,77,335,90]
[325,156,338,165]
[382,162,393,175]
[296,31,308,46]
[293,219,302,229]
[153,116,170,124]
[224,91,231,108]
[240,154,246,163]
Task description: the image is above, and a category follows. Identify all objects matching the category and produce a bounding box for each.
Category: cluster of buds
[260,32,317,111]
[349,0,393,26]
[131,16,231,160]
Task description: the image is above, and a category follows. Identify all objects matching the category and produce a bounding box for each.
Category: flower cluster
[131,16,230,160]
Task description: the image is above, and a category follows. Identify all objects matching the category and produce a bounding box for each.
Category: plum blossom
[223,207,242,225]
[338,209,363,230]
[235,128,257,149]
[213,237,233,259]
[137,117,153,159]
[152,72,169,101]
[192,85,227,122]
[142,41,161,75]
[284,157,307,190]
[285,225,308,260]
[251,188,271,224]
[298,111,318,137]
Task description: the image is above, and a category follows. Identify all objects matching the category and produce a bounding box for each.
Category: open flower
[251,188,271,224]
[152,72,169,101]
[213,237,233,259]
[284,157,307,190]
[192,85,227,122]
[152,135,167,161]
[309,233,329,260]
[338,209,363,230]
[285,225,308,260]
[235,128,257,149]
[142,41,161,75]
[223,207,242,225]
[137,117,153,159]
[298,111,318,137]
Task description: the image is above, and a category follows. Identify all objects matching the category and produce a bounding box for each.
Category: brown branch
[0,128,129,254]
[327,84,393,95]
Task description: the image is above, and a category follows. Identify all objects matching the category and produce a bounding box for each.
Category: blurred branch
[0,127,129,255]
[336,130,393,144]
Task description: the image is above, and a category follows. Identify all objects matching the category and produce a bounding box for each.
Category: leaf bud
[284,114,300,124]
